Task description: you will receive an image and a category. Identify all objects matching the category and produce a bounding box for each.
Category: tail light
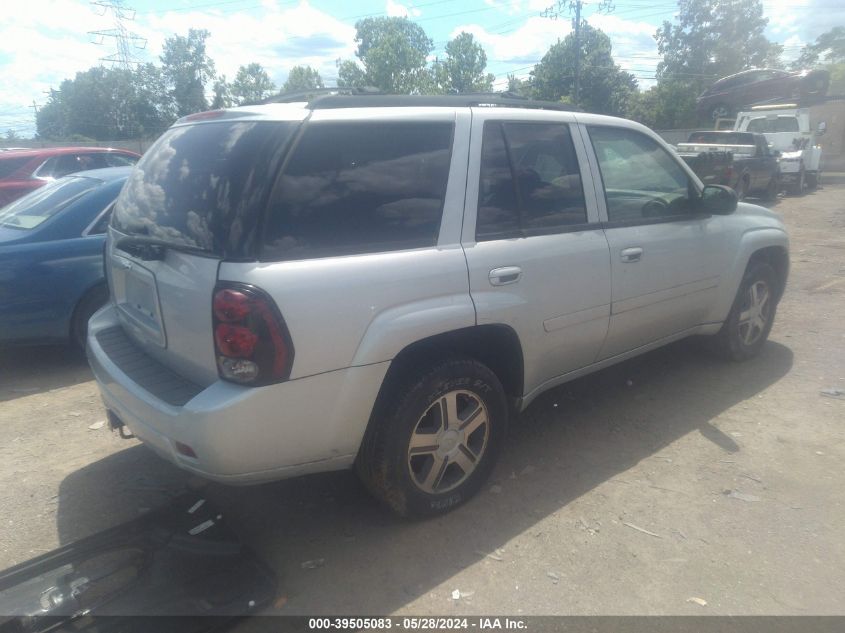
[212,283,294,386]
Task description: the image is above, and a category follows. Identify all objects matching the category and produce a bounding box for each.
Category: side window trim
[82,201,115,237]
[582,123,704,228]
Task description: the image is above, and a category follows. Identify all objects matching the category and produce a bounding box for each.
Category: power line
[88,0,147,69]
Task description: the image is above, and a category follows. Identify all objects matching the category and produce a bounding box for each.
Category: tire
[736,175,749,201]
[762,174,779,201]
[713,262,779,362]
[790,167,806,196]
[709,103,731,122]
[71,284,109,349]
[356,356,508,519]
[806,171,819,190]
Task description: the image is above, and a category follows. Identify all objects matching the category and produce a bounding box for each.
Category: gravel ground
[0,181,843,616]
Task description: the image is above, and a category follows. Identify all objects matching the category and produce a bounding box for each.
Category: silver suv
[87,95,789,518]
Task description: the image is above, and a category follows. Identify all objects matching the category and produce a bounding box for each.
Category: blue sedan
[0,167,131,347]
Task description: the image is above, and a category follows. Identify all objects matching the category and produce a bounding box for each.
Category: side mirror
[817,121,827,136]
[700,184,738,215]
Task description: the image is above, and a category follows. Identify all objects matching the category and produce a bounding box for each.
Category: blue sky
[0,0,840,137]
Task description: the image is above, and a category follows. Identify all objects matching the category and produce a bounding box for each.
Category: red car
[0,147,140,207]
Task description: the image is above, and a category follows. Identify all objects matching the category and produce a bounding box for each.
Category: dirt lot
[1,182,843,617]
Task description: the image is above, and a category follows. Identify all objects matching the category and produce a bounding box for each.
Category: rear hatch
[106,113,303,386]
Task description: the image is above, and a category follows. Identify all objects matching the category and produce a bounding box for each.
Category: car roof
[0,146,139,159]
[714,68,791,84]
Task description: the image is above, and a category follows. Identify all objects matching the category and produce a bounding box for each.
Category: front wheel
[71,284,109,349]
[762,174,780,201]
[806,171,820,190]
[356,357,508,518]
[713,262,779,361]
[790,167,806,196]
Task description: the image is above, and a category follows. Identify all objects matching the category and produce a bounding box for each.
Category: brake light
[212,284,294,385]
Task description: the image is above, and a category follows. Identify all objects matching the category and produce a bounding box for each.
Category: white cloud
[386,0,422,18]
[452,15,570,66]
[0,0,357,136]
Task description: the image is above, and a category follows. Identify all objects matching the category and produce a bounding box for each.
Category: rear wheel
[762,174,780,201]
[713,262,778,361]
[71,284,109,349]
[709,103,731,122]
[356,357,508,518]
[790,167,806,196]
[736,175,749,201]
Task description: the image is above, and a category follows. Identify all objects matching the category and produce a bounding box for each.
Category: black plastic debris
[0,493,276,632]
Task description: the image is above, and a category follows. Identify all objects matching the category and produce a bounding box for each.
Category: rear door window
[262,121,454,261]
[476,121,587,241]
[0,157,30,179]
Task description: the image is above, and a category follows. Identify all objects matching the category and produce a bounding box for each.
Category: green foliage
[282,66,324,93]
[337,17,434,93]
[160,29,216,117]
[655,0,782,93]
[211,75,233,109]
[4,129,21,141]
[231,63,275,105]
[506,74,531,97]
[435,32,494,94]
[36,64,174,141]
[530,23,637,115]
[625,79,700,130]
[793,27,845,68]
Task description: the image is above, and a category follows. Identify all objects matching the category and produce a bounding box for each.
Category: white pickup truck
[734,106,825,194]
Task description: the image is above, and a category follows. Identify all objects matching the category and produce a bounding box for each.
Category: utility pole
[542,0,615,106]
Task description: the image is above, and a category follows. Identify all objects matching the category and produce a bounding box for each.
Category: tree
[231,63,275,105]
[625,80,700,130]
[4,129,20,141]
[435,32,494,93]
[282,66,324,93]
[506,74,529,96]
[160,29,216,117]
[36,65,174,140]
[337,17,434,93]
[211,75,233,109]
[656,0,782,90]
[793,27,845,67]
[530,24,637,115]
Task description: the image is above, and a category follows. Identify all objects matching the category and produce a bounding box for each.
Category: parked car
[0,147,139,207]
[696,68,830,122]
[87,96,789,518]
[675,131,780,200]
[0,167,132,347]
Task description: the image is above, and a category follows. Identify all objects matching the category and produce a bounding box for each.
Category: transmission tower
[88,0,147,69]
[542,0,615,105]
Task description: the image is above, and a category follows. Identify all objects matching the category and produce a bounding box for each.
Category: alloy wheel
[407,389,490,494]
[738,280,771,346]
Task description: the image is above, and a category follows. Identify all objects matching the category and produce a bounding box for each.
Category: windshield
[113,120,298,257]
[0,176,100,230]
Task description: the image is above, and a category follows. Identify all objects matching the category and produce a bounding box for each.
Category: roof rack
[260,88,578,112]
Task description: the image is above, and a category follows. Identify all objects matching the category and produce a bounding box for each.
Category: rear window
[687,132,755,145]
[0,157,30,179]
[746,117,800,133]
[113,121,297,257]
[0,176,100,230]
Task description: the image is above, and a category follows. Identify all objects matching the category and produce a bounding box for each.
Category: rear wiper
[114,235,210,261]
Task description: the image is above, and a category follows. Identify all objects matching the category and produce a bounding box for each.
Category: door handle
[620,247,643,263]
[489,266,522,286]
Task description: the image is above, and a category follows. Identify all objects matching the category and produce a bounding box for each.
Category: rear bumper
[86,305,389,485]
